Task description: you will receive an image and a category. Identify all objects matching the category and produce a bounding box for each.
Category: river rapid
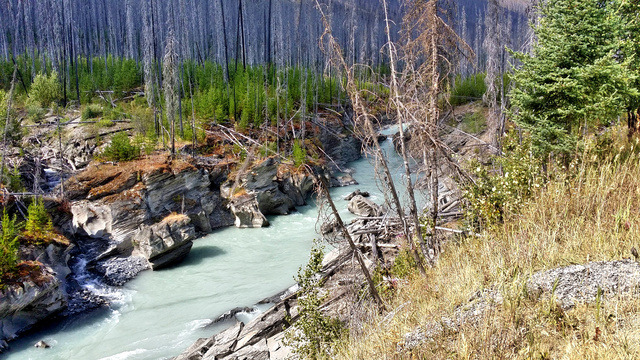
[5,130,417,360]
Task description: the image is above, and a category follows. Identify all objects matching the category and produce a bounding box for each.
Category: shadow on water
[5,306,113,355]
[180,245,226,267]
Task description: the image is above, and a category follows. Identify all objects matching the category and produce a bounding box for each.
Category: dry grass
[162,212,189,223]
[333,132,640,359]
[66,154,196,201]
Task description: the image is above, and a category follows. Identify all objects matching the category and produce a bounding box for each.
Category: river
[5,130,417,360]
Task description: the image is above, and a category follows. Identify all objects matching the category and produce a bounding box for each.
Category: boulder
[319,131,362,172]
[133,214,196,270]
[282,171,315,206]
[344,189,370,201]
[527,260,640,310]
[221,339,269,360]
[255,188,294,216]
[331,174,358,187]
[229,196,269,228]
[202,322,244,359]
[221,158,317,223]
[34,340,50,348]
[0,268,67,342]
[243,158,294,215]
[347,195,383,217]
[71,198,149,253]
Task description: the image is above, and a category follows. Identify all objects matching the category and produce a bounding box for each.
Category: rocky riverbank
[0,120,364,351]
[172,189,405,360]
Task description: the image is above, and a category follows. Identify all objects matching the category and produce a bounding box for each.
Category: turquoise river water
[5,131,420,360]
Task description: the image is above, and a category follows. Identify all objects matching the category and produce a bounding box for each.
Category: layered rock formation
[133,214,196,270]
[221,158,315,228]
[347,194,384,217]
[0,266,67,347]
[65,155,234,272]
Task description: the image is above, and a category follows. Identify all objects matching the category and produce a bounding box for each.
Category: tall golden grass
[333,131,640,359]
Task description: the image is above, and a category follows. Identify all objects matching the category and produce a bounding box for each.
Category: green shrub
[0,166,24,192]
[0,90,22,142]
[293,140,307,167]
[0,208,20,279]
[97,118,115,127]
[450,73,487,106]
[133,133,157,155]
[25,197,52,235]
[462,131,544,229]
[25,98,45,121]
[285,242,345,359]
[28,71,62,108]
[0,89,6,119]
[460,111,487,134]
[100,132,140,161]
[391,246,419,279]
[82,104,103,120]
[260,141,278,157]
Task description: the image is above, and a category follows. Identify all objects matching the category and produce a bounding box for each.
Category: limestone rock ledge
[0,267,67,345]
[221,157,315,228]
[133,214,196,270]
[64,155,234,278]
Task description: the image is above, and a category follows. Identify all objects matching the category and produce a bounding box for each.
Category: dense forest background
[0,0,530,84]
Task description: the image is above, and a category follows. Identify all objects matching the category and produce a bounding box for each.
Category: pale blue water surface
[5,132,420,360]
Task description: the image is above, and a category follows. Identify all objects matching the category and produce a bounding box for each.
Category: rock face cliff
[133,214,196,270]
[0,265,67,347]
[221,158,315,228]
[64,155,234,277]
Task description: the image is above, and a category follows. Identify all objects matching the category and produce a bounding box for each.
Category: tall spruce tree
[509,0,636,158]
[619,0,640,135]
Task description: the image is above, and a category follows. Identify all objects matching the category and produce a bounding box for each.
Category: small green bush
[28,71,62,108]
[0,208,20,279]
[82,104,103,120]
[0,90,22,142]
[391,246,419,279]
[101,132,140,161]
[460,111,488,134]
[260,141,278,157]
[97,118,115,127]
[285,242,345,359]
[0,89,7,119]
[133,133,157,155]
[293,140,307,167]
[25,98,45,121]
[0,166,24,193]
[450,73,487,106]
[463,131,544,228]
[25,197,53,235]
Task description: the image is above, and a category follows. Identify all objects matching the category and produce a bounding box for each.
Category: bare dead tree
[401,0,474,258]
[0,66,18,188]
[309,166,386,311]
[483,0,501,150]
[315,0,428,275]
[382,0,431,267]
[163,29,179,156]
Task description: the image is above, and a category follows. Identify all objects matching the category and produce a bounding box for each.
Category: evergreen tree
[618,0,640,134]
[509,0,636,158]
[25,197,53,235]
[0,208,20,278]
